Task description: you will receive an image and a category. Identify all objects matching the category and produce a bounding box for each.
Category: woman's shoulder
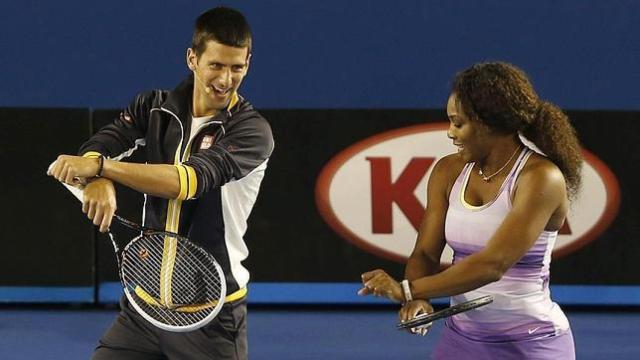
[519,151,567,193]
[524,152,563,176]
[431,153,467,183]
[436,153,465,169]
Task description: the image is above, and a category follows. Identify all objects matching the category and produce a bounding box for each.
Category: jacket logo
[200,135,214,150]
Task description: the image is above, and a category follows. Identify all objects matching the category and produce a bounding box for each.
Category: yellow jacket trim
[82,151,102,158]
[227,92,239,111]
[175,165,188,200]
[133,286,248,313]
[159,235,178,308]
[185,165,197,199]
[174,165,198,201]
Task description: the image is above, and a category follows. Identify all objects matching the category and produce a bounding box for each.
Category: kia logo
[315,123,620,264]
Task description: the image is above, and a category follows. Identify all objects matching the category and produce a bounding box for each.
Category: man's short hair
[192,7,252,57]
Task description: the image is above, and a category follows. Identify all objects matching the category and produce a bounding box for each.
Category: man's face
[188,40,250,111]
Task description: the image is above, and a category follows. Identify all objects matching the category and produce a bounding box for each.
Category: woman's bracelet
[401,279,413,303]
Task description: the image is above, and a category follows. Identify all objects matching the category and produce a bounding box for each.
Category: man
[48,7,273,359]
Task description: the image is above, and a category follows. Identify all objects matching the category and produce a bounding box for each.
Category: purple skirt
[432,323,575,360]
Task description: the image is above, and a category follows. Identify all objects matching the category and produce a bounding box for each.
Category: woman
[358,62,582,359]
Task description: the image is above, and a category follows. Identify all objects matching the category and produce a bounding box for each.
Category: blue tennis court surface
[0,307,638,359]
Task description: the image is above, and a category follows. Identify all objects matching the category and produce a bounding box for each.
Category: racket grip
[61,182,85,202]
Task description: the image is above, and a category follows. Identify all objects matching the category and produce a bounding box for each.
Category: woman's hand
[400,300,434,335]
[358,269,404,303]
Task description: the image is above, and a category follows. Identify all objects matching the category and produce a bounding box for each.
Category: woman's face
[446,93,491,163]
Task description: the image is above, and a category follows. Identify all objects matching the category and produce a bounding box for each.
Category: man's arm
[101,160,181,199]
[48,156,182,232]
[78,92,155,158]
[48,155,183,199]
[82,178,117,233]
[51,114,273,200]
[184,115,274,198]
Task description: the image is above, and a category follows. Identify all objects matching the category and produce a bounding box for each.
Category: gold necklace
[477,146,521,182]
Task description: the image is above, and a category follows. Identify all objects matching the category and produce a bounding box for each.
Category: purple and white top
[444,147,570,342]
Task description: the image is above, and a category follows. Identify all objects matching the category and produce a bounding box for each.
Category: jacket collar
[162,74,242,123]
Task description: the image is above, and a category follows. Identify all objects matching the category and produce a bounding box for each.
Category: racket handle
[113,214,142,231]
[61,182,85,202]
[60,180,125,232]
[59,178,179,238]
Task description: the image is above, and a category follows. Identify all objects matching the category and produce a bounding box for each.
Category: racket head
[396,295,493,330]
[120,231,227,332]
[57,181,228,331]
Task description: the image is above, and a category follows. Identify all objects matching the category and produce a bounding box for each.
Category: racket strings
[123,234,222,303]
[169,240,223,304]
[123,236,164,297]
[120,233,224,327]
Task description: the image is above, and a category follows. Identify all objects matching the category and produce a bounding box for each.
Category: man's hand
[82,178,117,232]
[399,299,434,336]
[47,155,101,185]
[358,269,404,303]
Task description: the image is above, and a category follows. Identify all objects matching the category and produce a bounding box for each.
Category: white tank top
[444,147,570,341]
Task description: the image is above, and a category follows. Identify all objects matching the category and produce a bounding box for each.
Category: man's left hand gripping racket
[61,182,227,332]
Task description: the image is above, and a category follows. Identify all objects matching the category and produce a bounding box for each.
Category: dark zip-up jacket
[79,75,274,297]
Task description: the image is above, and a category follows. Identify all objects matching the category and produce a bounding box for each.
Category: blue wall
[2,1,639,110]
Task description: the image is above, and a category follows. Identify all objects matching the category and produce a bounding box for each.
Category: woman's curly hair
[452,62,583,199]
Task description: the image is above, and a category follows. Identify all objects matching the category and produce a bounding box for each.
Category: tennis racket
[61,182,227,332]
[396,295,493,331]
